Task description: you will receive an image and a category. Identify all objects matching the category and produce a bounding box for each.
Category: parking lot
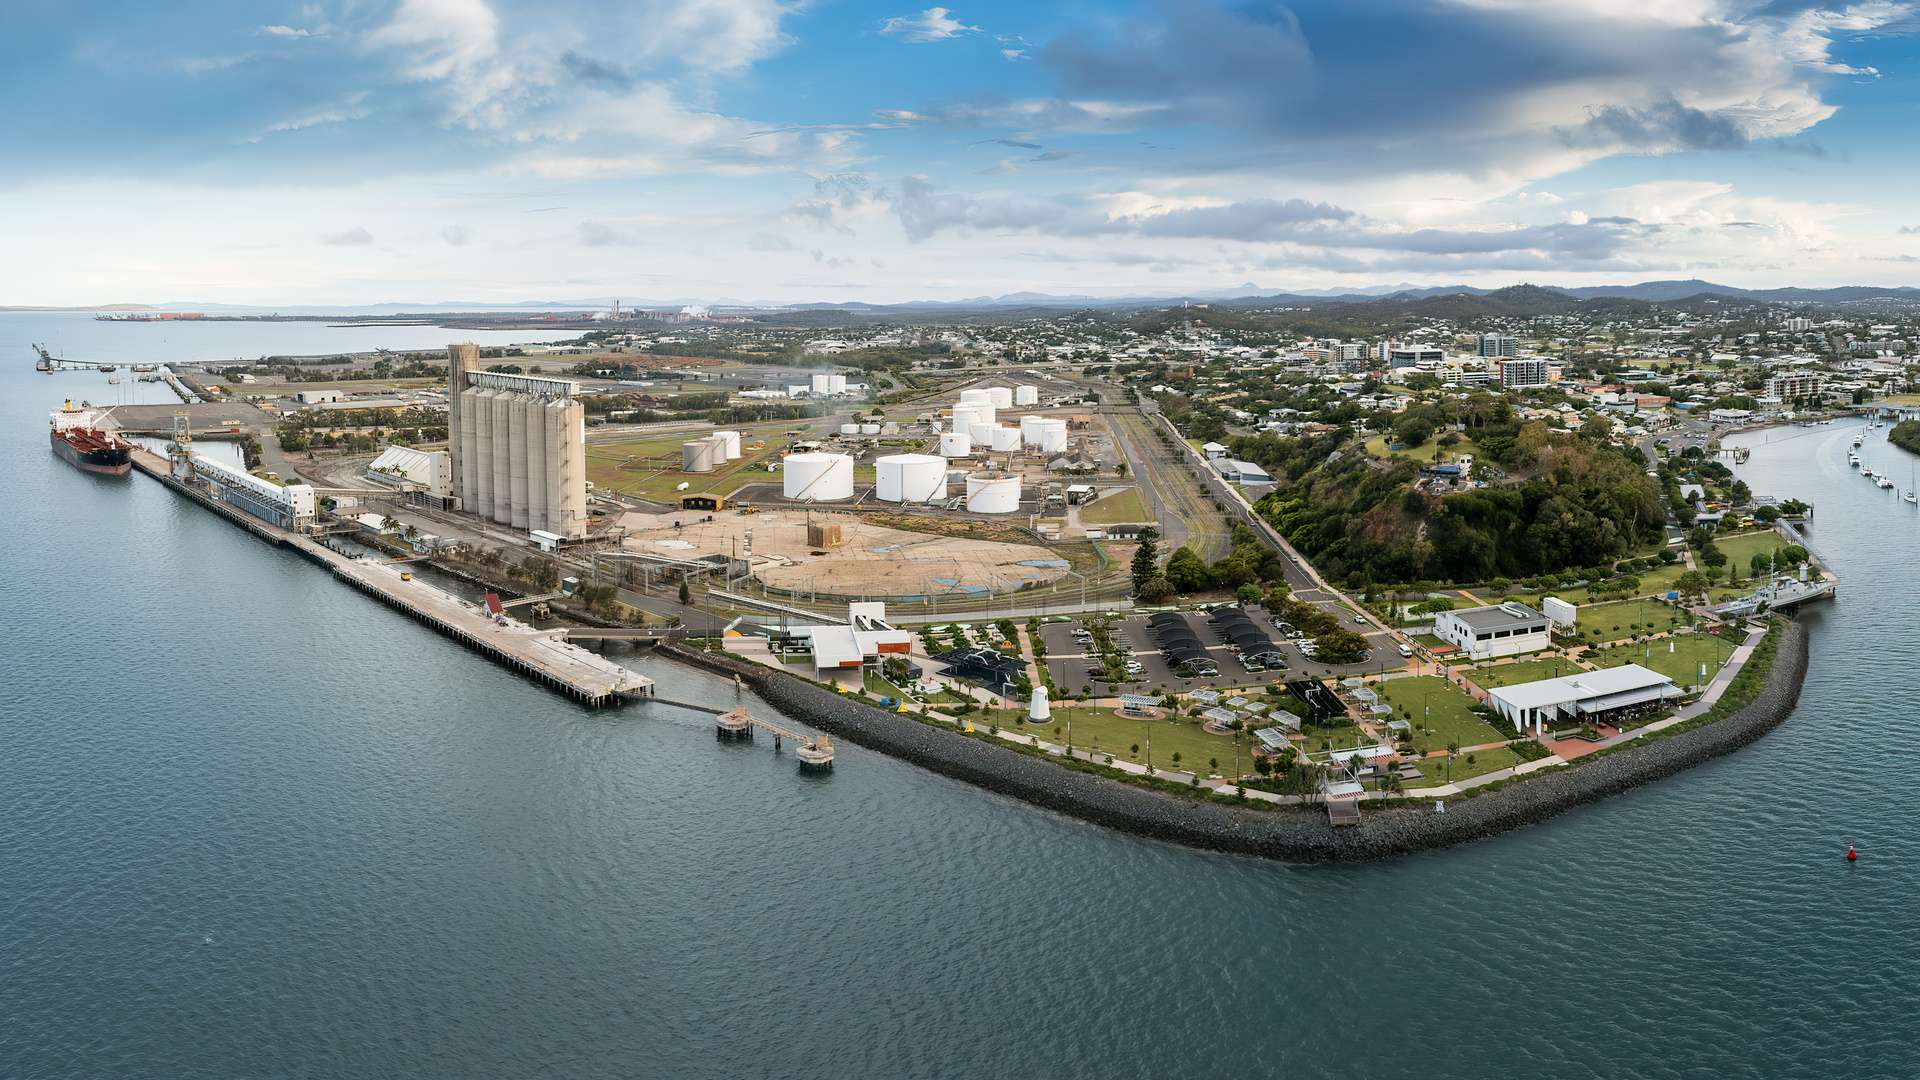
[1038,606,1402,697]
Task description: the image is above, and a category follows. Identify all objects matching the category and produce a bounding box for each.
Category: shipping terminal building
[445,343,589,539]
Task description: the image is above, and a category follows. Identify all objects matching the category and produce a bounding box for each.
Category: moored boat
[49,401,131,476]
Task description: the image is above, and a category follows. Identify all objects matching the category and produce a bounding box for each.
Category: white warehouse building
[1434,602,1553,660]
[365,445,453,501]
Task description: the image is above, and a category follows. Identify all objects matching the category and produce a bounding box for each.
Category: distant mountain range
[14,279,1920,317]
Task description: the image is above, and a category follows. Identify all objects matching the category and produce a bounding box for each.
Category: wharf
[128,447,652,706]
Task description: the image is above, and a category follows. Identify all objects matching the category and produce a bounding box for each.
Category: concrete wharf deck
[128,447,652,706]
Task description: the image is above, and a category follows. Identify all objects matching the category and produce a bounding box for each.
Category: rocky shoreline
[658,619,1807,862]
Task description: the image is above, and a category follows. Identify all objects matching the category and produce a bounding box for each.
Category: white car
[1397,643,1414,658]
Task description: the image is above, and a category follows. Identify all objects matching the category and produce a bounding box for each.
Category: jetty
[127,446,652,706]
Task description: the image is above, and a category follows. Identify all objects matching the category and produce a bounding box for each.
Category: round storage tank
[950,403,985,433]
[712,430,742,460]
[1014,384,1039,406]
[988,426,1020,452]
[967,421,995,446]
[959,388,993,406]
[782,452,854,501]
[965,473,1021,514]
[939,431,972,457]
[1019,414,1046,445]
[682,438,719,473]
[859,423,880,435]
[987,386,1013,409]
[875,453,948,503]
[1037,419,1069,454]
[839,423,860,436]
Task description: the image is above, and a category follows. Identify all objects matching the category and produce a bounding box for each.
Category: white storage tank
[682,438,720,473]
[1036,419,1069,454]
[881,422,899,435]
[959,388,993,406]
[1019,414,1047,445]
[829,373,848,395]
[988,426,1020,452]
[859,423,881,435]
[782,452,854,501]
[839,423,860,436]
[965,472,1021,514]
[1014,384,1039,406]
[968,421,995,446]
[939,431,973,457]
[712,430,742,460]
[987,386,1013,409]
[875,453,948,503]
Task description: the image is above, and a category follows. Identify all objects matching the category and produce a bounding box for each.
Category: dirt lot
[615,508,1072,597]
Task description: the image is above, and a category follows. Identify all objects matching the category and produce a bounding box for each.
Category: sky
[7,0,1920,305]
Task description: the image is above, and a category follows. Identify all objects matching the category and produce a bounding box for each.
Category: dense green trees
[1254,428,1665,585]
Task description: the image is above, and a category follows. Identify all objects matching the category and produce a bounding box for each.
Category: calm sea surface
[0,313,1911,1079]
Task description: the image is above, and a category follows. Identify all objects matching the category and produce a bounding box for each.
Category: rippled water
[0,315,1912,1078]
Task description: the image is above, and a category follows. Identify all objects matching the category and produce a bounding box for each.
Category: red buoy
[1847,846,1859,862]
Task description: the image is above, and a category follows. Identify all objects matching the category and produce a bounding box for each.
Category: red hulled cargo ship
[49,401,132,476]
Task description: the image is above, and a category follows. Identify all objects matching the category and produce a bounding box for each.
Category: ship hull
[50,431,131,476]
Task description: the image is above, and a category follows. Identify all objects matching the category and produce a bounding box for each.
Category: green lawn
[1080,488,1151,525]
[1364,434,1482,463]
[1375,675,1509,754]
[1553,597,1687,641]
[1397,744,1520,788]
[1631,560,1691,598]
[1012,705,1252,776]
[1470,658,1580,688]
[1585,633,1738,690]
[1713,529,1794,570]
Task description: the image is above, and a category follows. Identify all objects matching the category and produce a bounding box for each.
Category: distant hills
[14,279,1920,317]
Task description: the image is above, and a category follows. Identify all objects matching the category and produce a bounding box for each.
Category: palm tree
[1445,740,1460,783]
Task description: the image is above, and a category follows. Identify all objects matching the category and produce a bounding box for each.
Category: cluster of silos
[1015,384,1039,406]
[1019,415,1069,454]
[681,430,741,474]
[782,452,854,501]
[875,454,948,503]
[964,472,1021,514]
[938,431,972,458]
[810,372,849,396]
[448,344,589,539]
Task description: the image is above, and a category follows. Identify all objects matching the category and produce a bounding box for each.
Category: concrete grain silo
[446,345,593,538]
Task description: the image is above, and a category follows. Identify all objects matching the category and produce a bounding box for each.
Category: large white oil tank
[1015,384,1039,406]
[788,384,809,398]
[875,453,948,503]
[682,438,720,473]
[939,431,972,457]
[880,422,899,436]
[1019,414,1047,445]
[811,373,835,396]
[968,421,995,446]
[1037,418,1069,454]
[988,426,1020,452]
[987,386,1013,409]
[959,388,993,406]
[951,403,985,435]
[782,452,854,501]
[839,423,860,436]
[859,422,880,435]
[965,472,1021,514]
[712,430,742,460]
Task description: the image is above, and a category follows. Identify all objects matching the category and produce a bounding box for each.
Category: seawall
[661,619,1809,862]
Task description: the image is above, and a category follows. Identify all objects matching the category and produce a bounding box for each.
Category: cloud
[1557,97,1749,152]
[887,176,1652,266]
[253,91,372,140]
[258,24,323,38]
[321,226,375,246]
[880,7,982,42]
[560,51,632,90]
[577,220,643,246]
[1001,49,1028,61]
[441,225,473,245]
[1900,225,1920,235]
[974,0,1911,197]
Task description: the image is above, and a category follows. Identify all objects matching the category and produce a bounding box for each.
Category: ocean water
[0,313,1912,1079]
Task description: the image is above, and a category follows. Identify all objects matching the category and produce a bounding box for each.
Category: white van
[1397,642,1414,658]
